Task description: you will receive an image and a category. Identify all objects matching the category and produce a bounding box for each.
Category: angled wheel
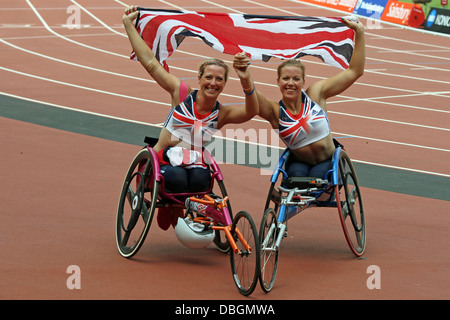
[229,211,260,296]
[335,150,366,257]
[259,208,280,293]
[116,148,159,258]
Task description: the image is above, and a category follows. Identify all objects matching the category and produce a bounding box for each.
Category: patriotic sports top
[279,91,330,150]
[164,90,220,148]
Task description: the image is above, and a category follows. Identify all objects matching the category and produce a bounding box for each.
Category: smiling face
[198,64,227,99]
[277,67,305,104]
[277,60,305,103]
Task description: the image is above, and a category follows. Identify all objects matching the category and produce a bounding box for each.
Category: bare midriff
[289,133,335,165]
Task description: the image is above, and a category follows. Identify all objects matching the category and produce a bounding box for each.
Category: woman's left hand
[233,52,251,70]
[342,17,364,33]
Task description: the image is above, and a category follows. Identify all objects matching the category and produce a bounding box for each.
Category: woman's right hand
[122,5,139,26]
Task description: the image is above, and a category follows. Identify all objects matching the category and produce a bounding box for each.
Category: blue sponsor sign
[353,0,388,19]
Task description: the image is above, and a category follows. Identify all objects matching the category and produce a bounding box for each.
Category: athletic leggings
[160,165,211,193]
[286,156,332,179]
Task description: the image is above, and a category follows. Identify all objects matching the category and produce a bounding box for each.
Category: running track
[1,0,449,301]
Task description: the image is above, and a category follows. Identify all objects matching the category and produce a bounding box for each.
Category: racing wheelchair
[115,137,260,296]
[259,140,366,292]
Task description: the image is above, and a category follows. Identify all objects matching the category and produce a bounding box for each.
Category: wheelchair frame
[259,144,366,292]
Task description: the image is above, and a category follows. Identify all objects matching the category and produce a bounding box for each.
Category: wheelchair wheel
[335,150,366,257]
[229,210,260,296]
[116,148,159,258]
[212,180,232,253]
[259,208,280,293]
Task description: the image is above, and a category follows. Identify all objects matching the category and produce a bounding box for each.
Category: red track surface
[1,0,449,300]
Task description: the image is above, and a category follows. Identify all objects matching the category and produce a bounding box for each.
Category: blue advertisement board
[353,0,389,19]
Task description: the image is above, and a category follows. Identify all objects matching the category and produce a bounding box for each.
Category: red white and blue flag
[131,8,355,70]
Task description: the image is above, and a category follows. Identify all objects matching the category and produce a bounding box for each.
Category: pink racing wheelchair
[115,137,260,296]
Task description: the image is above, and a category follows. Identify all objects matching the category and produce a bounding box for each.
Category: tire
[229,211,260,296]
[259,208,280,293]
[116,148,159,258]
[335,150,366,257]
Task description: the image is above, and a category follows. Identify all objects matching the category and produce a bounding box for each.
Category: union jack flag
[131,8,355,70]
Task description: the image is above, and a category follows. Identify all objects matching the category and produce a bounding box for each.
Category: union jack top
[279,91,330,150]
[164,90,220,148]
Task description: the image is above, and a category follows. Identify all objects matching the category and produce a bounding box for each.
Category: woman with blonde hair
[237,18,365,179]
[123,6,259,228]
